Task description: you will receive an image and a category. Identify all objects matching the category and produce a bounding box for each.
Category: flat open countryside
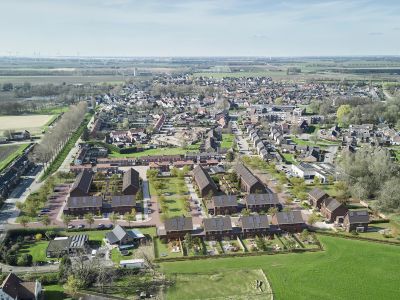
[0,114,53,134]
[161,236,400,300]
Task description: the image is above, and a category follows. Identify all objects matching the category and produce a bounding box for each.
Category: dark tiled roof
[122,168,140,193]
[323,198,343,212]
[66,196,103,208]
[346,210,369,224]
[193,165,217,191]
[1,273,37,299]
[211,195,238,208]
[241,215,270,230]
[308,188,328,201]
[245,193,279,206]
[70,170,93,195]
[165,216,193,232]
[275,210,304,225]
[106,225,134,244]
[111,195,135,207]
[235,163,262,188]
[203,216,232,232]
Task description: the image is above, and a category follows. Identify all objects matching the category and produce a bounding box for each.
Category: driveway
[231,121,251,155]
[184,177,205,226]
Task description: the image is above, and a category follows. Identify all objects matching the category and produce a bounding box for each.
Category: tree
[124,209,136,226]
[84,213,95,228]
[19,216,30,227]
[40,215,51,226]
[378,177,400,212]
[241,208,251,216]
[64,275,82,297]
[170,167,179,177]
[184,200,191,212]
[62,214,73,227]
[184,233,193,251]
[109,212,119,225]
[308,213,319,226]
[268,207,278,216]
[226,151,234,162]
[336,104,351,126]
[255,236,267,251]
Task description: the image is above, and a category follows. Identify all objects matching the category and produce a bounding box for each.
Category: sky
[0,0,399,57]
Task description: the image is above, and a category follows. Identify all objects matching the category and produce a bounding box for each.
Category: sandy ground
[0,114,53,132]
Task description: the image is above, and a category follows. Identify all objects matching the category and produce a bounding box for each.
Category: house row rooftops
[193,165,218,191]
[235,163,260,187]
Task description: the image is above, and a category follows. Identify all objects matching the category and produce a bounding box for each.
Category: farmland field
[167,269,273,300]
[0,143,29,171]
[161,235,400,300]
[0,114,54,134]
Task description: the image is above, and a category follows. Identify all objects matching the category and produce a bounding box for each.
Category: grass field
[110,146,198,158]
[43,284,66,300]
[0,75,127,85]
[221,134,234,149]
[167,269,273,300]
[0,143,29,171]
[161,235,400,300]
[0,115,53,134]
[150,177,188,217]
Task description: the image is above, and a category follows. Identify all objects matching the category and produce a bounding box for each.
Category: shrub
[5,254,17,265]
[35,233,43,241]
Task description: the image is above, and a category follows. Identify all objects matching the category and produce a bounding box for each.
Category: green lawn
[151,177,188,217]
[221,134,234,149]
[0,143,29,172]
[110,146,198,158]
[154,237,183,258]
[43,284,67,300]
[17,240,49,263]
[167,269,272,300]
[161,235,400,300]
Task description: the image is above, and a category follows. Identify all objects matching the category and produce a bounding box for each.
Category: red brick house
[245,193,281,212]
[320,198,348,223]
[157,216,193,240]
[308,188,329,209]
[193,165,218,197]
[240,215,270,238]
[203,216,233,240]
[235,163,265,194]
[207,195,238,215]
[343,210,369,232]
[272,210,306,233]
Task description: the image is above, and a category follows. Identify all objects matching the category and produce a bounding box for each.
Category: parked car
[97,224,105,229]
[67,225,75,229]
[105,224,113,229]
[77,224,85,229]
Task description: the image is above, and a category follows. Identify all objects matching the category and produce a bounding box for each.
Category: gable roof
[210,195,238,208]
[193,165,218,191]
[164,216,193,232]
[203,216,232,232]
[122,168,140,193]
[275,210,304,225]
[66,196,103,208]
[1,273,37,300]
[346,210,370,224]
[308,188,328,201]
[245,193,279,206]
[240,215,270,230]
[70,170,93,195]
[235,163,263,189]
[323,198,343,212]
[111,195,136,207]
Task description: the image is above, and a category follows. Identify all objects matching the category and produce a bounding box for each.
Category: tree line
[30,102,88,168]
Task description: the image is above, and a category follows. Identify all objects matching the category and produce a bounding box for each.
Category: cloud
[368,32,384,36]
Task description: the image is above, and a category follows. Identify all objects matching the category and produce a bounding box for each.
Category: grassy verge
[40,113,92,181]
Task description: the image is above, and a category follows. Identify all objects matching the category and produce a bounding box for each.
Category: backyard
[110,144,200,158]
[161,235,400,300]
